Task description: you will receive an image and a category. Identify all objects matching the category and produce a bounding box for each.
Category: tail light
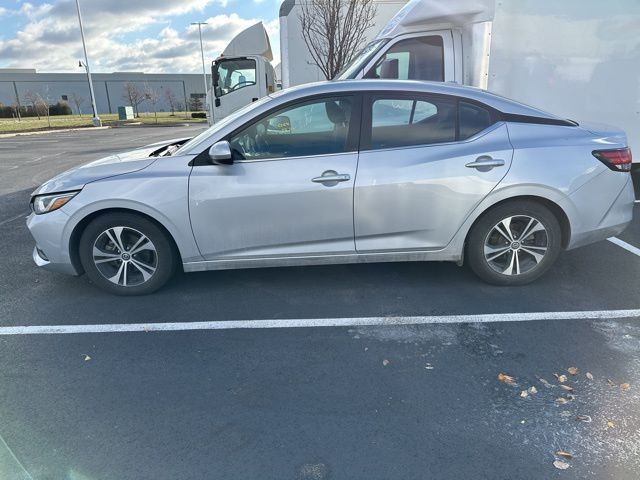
[592,148,632,172]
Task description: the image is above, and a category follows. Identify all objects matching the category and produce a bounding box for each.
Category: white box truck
[210,0,640,193]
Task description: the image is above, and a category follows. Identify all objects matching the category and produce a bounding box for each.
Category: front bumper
[27,210,81,276]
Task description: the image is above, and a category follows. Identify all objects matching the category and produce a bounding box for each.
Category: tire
[466,200,562,286]
[79,212,176,295]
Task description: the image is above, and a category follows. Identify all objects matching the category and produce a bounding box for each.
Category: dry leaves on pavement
[382,359,390,367]
[620,383,630,391]
[607,420,616,429]
[559,385,574,392]
[556,451,573,460]
[567,367,578,375]
[553,460,570,470]
[497,373,515,385]
[585,372,594,381]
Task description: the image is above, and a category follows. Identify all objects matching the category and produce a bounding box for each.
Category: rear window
[370,96,456,149]
[459,102,493,139]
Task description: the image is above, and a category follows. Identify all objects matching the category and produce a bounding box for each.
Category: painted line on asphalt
[0,212,29,227]
[0,309,639,335]
[607,237,640,257]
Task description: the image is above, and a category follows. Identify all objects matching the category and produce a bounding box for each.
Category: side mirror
[208,140,233,165]
[267,115,291,134]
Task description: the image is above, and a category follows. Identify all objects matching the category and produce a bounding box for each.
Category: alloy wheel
[483,215,549,276]
[92,226,158,287]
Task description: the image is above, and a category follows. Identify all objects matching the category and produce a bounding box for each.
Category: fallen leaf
[586,372,594,381]
[576,415,592,423]
[607,378,616,386]
[607,420,616,429]
[620,383,630,391]
[555,397,569,405]
[567,367,578,375]
[538,377,553,388]
[554,373,568,383]
[556,451,573,460]
[364,347,368,352]
[553,460,570,470]
[382,359,390,367]
[520,390,529,398]
[498,373,515,385]
[528,386,538,394]
[83,354,91,361]
[560,385,574,392]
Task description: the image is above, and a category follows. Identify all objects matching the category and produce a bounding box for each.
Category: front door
[189,95,360,260]
[354,94,513,252]
[212,57,261,122]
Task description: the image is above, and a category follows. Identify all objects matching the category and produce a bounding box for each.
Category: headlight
[31,191,79,215]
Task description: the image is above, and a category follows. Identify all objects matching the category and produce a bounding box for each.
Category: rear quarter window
[459,102,494,139]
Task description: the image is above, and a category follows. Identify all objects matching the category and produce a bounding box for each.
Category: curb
[0,125,111,138]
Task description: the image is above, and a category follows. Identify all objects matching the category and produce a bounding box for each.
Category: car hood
[32,137,190,196]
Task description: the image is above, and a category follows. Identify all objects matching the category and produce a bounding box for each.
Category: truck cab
[209,23,276,123]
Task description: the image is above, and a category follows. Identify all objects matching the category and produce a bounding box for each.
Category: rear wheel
[79,213,176,295]
[466,200,562,285]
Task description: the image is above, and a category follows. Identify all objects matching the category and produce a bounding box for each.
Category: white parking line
[607,237,640,257]
[0,309,639,335]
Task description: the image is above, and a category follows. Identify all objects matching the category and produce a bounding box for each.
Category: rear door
[354,93,513,252]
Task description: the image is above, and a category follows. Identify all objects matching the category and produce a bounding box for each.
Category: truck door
[212,57,261,122]
[361,31,456,83]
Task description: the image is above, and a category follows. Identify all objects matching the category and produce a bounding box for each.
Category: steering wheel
[229,81,256,92]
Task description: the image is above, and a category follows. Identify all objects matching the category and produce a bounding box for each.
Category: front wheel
[466,201,562,286]
[79,213,176,295]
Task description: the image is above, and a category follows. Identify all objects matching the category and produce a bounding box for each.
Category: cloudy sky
[0,0,281,73]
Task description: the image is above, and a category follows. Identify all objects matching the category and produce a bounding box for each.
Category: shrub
[191,112,207,119]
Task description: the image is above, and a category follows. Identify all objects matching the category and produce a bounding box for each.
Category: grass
[0,111,207,134]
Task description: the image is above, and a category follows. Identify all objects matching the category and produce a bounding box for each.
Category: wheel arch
[68,207,183,275]
[464,195,571,251]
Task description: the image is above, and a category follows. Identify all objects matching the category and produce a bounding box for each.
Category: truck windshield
[335,38,389,80]
[213,58,257,97]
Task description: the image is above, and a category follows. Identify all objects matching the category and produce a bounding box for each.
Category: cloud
[0,0,276,73]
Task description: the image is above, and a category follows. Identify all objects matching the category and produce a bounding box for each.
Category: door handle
[312,171,351,185]
[465,157,505,170]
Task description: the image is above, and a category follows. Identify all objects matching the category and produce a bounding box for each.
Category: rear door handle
[465,157,505,170]
[312,171,351,185]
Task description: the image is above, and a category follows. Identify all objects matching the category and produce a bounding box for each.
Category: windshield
[174,95,274,155]
[335,38,389,80]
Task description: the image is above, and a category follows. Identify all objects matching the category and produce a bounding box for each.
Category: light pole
[75,0,101,127]
[191,22,212,125]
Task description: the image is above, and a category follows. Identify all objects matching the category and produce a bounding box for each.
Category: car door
[354,94,513,252]
[189,94,360,261]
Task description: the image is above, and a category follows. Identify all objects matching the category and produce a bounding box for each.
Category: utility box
[118,106,134,120]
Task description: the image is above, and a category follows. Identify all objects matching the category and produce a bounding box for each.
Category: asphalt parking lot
[1,126,639,479]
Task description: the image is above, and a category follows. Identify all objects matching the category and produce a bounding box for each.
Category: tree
[24,90,46,120]
[164,88,177,115]
[299,0,377,80]
[144,83,160,124]
[189,96,203,112]
[70,92,85,116]
[121,82,144,117]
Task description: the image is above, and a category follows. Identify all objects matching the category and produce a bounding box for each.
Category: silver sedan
[27,80,635,294]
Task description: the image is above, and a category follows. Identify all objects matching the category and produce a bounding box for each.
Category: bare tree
[164,88,177,116]
[121,82,144,117]
[70,92,85,116]
[24,90,44,119]
[144,84,160,124]
[299,0,377,80]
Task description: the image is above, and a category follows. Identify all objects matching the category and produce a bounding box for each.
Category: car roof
[271,79,565,120]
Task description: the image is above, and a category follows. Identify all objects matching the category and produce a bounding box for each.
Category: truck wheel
[466,200,562,286]
[79,212,176,295]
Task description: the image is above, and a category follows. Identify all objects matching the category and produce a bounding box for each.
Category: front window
[213,58,257,97]
[364,36,444,81]
[229,96,355,160]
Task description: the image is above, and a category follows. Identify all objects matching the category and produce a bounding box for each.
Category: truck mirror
[267,116,291,134]
[380,58,399,79]
[214,86,223,98]
[208,141,233,165]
